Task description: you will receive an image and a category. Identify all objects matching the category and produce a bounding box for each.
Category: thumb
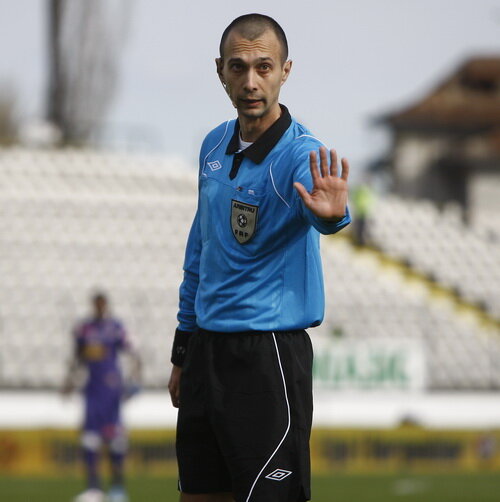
[294,182,311,205]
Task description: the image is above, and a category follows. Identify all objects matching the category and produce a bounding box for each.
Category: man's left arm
[61,326,85,396]
[118,325,143,392]
[294,146,351,234]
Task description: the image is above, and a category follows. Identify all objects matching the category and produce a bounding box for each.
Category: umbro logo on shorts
[265,469,292,481]
[208,160,222,171]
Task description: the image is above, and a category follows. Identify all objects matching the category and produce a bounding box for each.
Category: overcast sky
[1,0,499,174]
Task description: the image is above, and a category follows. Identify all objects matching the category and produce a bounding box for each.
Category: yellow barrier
[311,427,500,474]
[0,427,499,476]
[0,429,177,477]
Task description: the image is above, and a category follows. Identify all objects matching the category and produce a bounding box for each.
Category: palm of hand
[294,147,350,220]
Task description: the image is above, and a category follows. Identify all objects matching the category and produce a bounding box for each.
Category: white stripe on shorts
[245,332,292,502]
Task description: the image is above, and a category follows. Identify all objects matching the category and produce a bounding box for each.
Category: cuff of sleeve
[171,329,193,367]
[320,215,344,223]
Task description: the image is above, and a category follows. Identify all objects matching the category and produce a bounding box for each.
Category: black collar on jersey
[226,104,292,166]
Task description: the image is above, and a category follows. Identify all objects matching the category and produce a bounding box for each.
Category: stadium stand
[0,148,498,390]
[322,238,500,390]
[0,148,196,389]
[369,195,500,317]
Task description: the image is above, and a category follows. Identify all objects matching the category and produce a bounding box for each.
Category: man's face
[93,296,108,319]
[217,29,291,121]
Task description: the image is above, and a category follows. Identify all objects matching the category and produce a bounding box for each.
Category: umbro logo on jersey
[265,469,292,481]
[208,160,222,171]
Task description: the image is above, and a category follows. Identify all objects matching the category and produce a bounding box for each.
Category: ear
[281,60,292,86]
[215,57,224,83]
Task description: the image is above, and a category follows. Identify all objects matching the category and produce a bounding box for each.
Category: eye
[259,63,271,71]
[230,63,243,72]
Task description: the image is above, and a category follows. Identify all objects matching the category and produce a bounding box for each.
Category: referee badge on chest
[231,199,258,244]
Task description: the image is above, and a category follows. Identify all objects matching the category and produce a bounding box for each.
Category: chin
[238,107,267,119]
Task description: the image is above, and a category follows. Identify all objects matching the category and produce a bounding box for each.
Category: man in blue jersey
[168,13,350,502]
[64,292,141,502]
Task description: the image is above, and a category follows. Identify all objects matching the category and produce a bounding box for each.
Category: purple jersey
[74,317,130,433]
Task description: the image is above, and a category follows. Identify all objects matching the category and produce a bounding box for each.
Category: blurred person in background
[63,292,142,502]
[352,175,375,246]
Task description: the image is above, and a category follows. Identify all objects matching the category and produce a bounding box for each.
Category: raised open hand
[294,146,349,220]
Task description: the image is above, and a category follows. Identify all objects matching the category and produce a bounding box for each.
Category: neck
[238,103,281,142]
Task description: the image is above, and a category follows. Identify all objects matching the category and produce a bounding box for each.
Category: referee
[168,13,350,502]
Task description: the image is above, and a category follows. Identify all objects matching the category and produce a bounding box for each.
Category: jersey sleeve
[176,209,201,332]
[115,321,131,351]
[73,323,85,356]
[176,131,211,333]
[292,144,351,235]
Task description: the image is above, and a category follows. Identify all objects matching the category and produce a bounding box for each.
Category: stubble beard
[236,98,271,120]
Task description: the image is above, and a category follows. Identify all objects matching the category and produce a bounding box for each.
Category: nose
[243,69,258,92]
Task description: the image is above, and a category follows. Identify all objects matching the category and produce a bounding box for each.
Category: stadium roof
[378,56,500,133]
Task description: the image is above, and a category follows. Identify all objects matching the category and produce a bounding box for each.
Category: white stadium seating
[0,148,498,390]
[0,148,196,389]
[369,196,500,317]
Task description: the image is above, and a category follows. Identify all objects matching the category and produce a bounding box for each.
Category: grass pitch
[1,473,499,501]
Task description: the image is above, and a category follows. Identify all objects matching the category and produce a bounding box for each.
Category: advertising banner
[313,338,426,391]
[1,427,499,476]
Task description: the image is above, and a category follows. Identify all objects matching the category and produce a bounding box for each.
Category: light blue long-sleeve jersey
[177,107,350,333]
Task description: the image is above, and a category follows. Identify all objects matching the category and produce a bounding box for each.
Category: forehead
[223,29,282,61]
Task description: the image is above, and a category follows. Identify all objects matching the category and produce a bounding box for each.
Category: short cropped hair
[219,13,289,64]
[92,291,108,303]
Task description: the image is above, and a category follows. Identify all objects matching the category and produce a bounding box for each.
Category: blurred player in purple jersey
[63,292,142,502]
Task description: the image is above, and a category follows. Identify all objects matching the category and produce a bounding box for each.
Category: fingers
[340,157,350,181]
[169,386,179,408]
[309,151,320,185]
[329,149,338,177]
[311,147,334,180]
[309,147,350,180]
[319,147,329,177]
[168,378,180,408]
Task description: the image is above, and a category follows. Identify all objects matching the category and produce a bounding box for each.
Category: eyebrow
[227,56,274,64]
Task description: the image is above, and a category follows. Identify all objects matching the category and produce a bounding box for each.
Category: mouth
[241,98,263,107]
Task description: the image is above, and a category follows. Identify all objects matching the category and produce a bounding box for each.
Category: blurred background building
[376,56,500,226]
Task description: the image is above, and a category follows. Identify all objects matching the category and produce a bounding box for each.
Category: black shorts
[176,328,313,502]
